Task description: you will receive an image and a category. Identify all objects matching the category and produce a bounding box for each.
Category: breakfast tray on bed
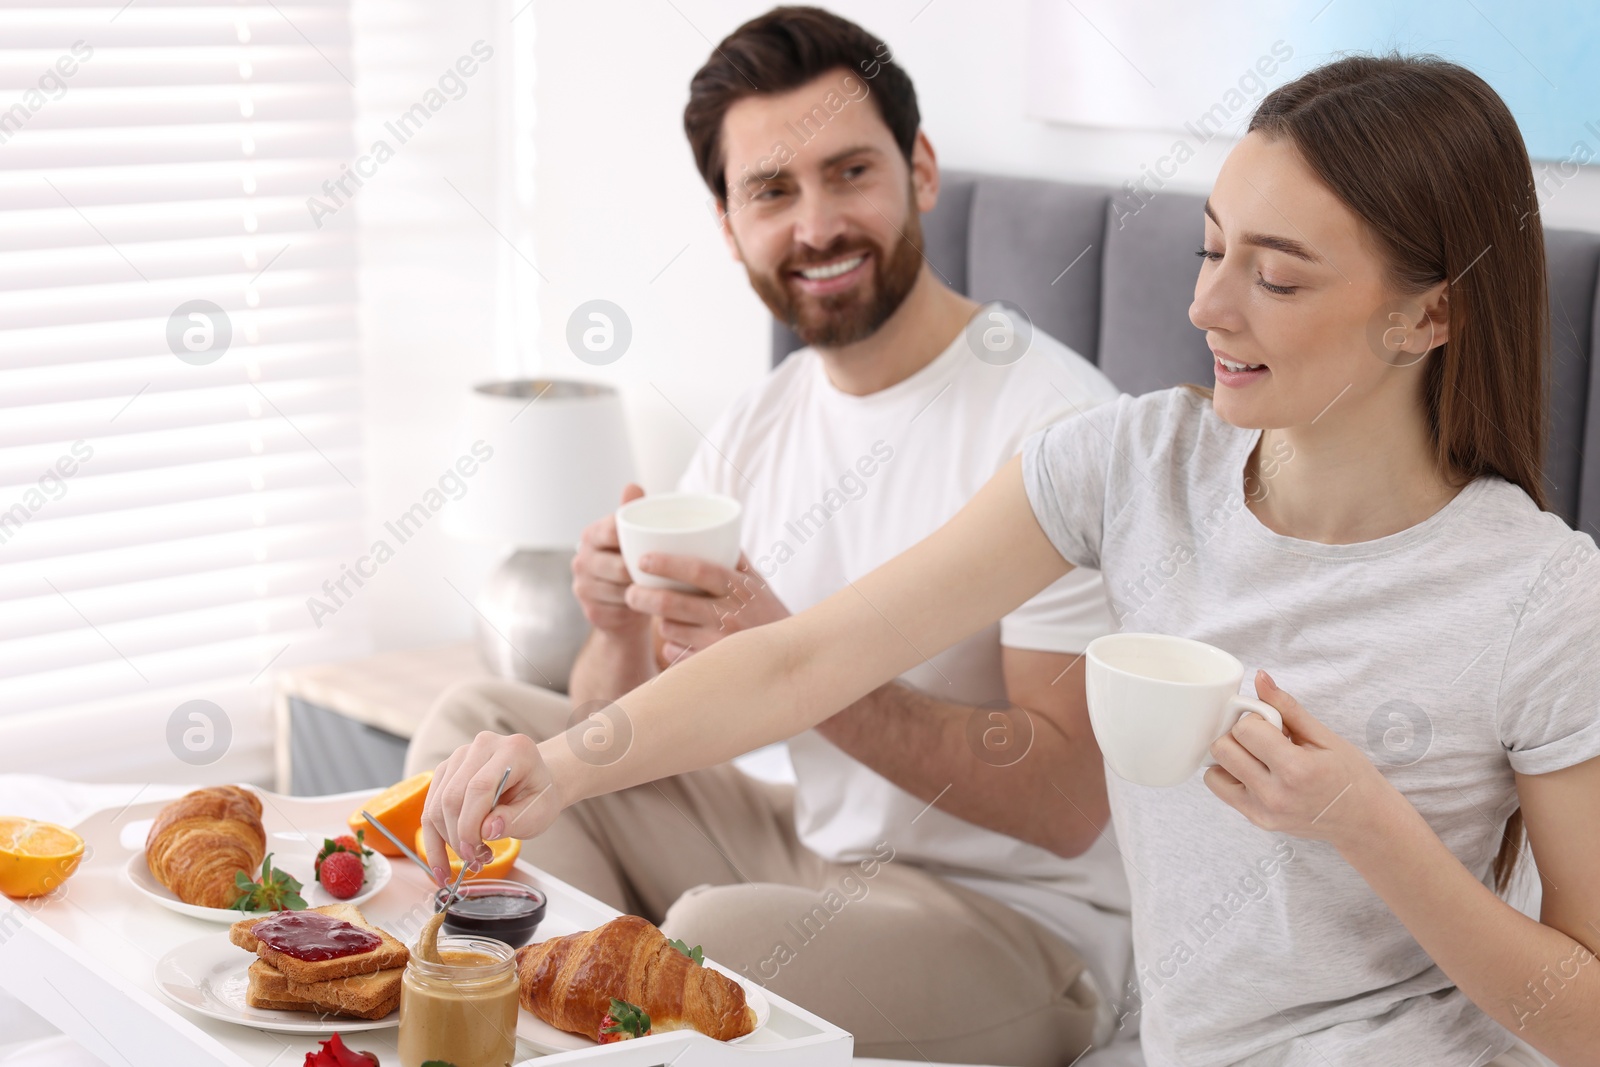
[0,787,853,1066]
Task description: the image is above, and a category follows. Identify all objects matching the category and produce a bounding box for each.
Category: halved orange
[0,817,86,899]
[414,826,520,882]
[349,770,432,857]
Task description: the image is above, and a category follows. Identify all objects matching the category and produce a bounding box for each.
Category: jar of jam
[398,934,519,1067]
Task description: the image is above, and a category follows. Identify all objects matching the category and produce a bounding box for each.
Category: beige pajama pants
[404,677,1102,1065]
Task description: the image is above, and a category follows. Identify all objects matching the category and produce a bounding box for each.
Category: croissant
[145,785,266,908]
[515,914,757,1042]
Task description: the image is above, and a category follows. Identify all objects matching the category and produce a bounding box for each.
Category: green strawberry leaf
[228,853,307,912]
[667,938,704,965]
[602,998,651,1039]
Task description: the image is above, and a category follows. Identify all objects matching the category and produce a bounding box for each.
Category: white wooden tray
[0,786,853,1066]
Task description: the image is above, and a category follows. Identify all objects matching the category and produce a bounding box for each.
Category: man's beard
[745,202,925,349]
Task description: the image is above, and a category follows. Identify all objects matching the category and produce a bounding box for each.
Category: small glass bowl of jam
[431,879,547,948]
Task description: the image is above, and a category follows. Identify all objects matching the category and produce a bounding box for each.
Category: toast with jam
[230,902,407,984]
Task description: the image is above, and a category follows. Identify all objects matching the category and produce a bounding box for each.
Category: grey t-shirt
[1021,386,1600,1066]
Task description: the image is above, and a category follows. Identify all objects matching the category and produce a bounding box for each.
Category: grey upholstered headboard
[772,170,1600,535]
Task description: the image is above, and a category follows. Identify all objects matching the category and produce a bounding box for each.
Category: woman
[423,56,1600,1065]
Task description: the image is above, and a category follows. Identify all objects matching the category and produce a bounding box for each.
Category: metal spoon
[358,809,438,885]
[444,766,512,906]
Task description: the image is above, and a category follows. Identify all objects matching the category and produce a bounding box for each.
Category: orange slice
[0,817,86,899]
[349,771,432,857]
[415,826,520,882]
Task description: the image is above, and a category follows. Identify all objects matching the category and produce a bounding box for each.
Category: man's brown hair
[683,5,919,205]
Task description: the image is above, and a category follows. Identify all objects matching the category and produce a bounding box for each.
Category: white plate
[514,958,771,1053]
[125,830,392,923]
[154,932,398,1034]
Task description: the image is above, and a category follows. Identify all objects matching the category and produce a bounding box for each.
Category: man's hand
[571,484,649,636]
[624,552,790,662]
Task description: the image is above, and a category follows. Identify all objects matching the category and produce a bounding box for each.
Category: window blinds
[0,2,368,782]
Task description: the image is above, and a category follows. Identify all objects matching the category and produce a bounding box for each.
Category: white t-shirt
[677,307,1134,1020]
[1022,386,1600,1066]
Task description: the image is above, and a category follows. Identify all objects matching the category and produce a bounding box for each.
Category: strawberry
[598,998,650,1043]
[303,1032,380,1066]
[315,830,372,880]
[319,850,365,900]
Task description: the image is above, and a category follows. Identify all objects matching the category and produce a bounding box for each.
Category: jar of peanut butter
[398,934,519,1067]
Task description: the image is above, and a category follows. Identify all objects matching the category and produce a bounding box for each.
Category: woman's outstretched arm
[421,453,1076,868]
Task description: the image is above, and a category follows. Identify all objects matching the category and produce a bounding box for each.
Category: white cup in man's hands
[1085,633,1285,787]
[571,483,648,634]
[615,492,742,592]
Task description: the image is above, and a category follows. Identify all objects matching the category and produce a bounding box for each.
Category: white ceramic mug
[1084,632,1284,787]
[615,492,743,592]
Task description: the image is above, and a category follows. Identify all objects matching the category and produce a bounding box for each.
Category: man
[407,8,1132,1063]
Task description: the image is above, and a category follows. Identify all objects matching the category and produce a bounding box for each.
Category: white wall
[350,0,528,653]
[358,0,1600,655]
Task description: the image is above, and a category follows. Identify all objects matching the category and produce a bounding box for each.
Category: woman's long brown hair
[1207,55,1549,892]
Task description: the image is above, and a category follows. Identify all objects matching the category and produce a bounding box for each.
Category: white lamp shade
[444,379,637,548]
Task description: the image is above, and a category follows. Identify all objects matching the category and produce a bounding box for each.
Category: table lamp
[444,379,636,691]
